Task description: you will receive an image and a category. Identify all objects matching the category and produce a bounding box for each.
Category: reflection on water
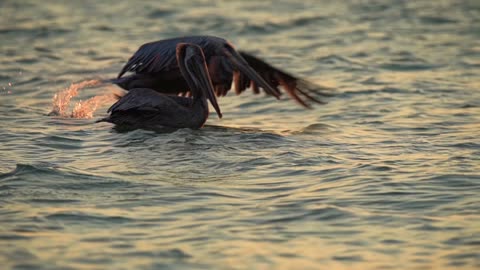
[1,0,480,269]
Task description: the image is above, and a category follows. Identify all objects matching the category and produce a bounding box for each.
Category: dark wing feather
[117,36,226,79]
[117,40,180,78]
[237,51,335,108]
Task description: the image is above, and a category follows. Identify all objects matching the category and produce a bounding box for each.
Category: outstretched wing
[235,51,335,108]
[117,36,223,79]
[117,40,180,78]
[115,36,334,109]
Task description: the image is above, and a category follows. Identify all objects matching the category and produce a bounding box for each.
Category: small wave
[378,62,440,71]
[339,87,409,98]
[360,77,388,86]
[290,123,335,135]
[0,234,31,240]
[0,163,130,190]
[238,14,330,35]
[254,206,355,225]
[419,16,458,25]
[0,26,71,37]
[147,8,176,18]
[0,163,56,180]
[316,54,366,66]
[90,25,115,32]
[123,249,191,259]
[46,211,133,224]
[333,255,364,262]
[16,58,38,64]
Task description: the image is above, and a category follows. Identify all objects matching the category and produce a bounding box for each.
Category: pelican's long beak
[177,43,223,119]
[224,48,280,99]
[197,60,223,118]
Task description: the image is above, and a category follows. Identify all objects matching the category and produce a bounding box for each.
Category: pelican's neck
[193,93,208,109]
[192,93,208,119]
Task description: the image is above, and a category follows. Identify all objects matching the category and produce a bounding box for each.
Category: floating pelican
[109,35,333,113]
[97,43,221,129]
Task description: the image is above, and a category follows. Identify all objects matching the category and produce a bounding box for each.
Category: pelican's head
[176,43,222,118]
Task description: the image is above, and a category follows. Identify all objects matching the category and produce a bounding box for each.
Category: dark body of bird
[98,43,221,129]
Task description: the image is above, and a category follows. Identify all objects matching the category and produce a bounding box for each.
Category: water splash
[71,92,117,119]
[49,79,118,119]
[49,80,103,117]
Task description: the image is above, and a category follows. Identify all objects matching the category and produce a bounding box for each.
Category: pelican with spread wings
[110,35,333,116]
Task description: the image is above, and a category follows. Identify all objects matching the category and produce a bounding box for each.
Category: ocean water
[1,0,479,269]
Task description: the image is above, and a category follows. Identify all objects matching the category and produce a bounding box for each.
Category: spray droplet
[49,79,103,117]
[71,93,117,119]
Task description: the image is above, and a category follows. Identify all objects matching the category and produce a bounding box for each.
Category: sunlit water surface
[1,0,479,269]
